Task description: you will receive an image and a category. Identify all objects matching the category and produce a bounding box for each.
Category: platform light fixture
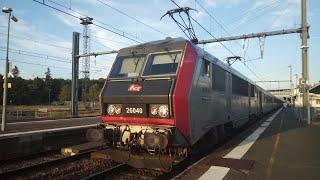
[1,6,18,132]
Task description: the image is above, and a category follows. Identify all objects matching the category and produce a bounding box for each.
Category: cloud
[202,0,244,8]
[270,7,300,28]
[0,12,76,78]
[225,0,300,32]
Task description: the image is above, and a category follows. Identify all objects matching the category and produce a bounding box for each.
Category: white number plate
[125,107,143,114]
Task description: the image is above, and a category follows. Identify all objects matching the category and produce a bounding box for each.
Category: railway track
[0,111,277,179]
[0,150,92,179]
[0,148,124,179]
[82,163,130,180]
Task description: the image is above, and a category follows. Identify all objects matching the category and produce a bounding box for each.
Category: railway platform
[0,116,100,160]
[0,116,99,137]
[176,108,320,180]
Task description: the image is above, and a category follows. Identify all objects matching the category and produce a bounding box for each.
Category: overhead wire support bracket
[255,80,291,83]
[258,35,266,59]
[161,7,198,43]
[197,27,303,44]
[76,50,119,58]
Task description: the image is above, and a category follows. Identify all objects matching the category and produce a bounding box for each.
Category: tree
[45,68,52,82]
[59,84,71,102]
[87,83,100,102]
[11,66,19,78]
[45,68,53,104]
[27,77,48,104]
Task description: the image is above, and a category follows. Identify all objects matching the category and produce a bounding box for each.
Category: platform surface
[178,108,320,180]
[0,116,100,138]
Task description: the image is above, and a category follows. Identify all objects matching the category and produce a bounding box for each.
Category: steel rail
[0,151,93,178]
[82,163,130,180]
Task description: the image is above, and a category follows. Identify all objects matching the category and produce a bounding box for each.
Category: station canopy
[309,82,320,94]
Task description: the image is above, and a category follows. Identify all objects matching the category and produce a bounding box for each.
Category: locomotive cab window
[142,51,182,76]
[109,55,146,78]
[202,59,211,78]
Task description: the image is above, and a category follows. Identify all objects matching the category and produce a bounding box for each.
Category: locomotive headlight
[107,104,122,115]
[115,105,122,115]
[158,105,169,118]
[107,105,116,115]
[150,105,158,116]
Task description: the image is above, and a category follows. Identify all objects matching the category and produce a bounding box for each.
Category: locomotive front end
[93,39,192,171]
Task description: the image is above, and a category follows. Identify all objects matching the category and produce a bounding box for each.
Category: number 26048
[126,107,143,114]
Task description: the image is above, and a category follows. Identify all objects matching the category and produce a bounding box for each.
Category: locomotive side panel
[188,53,229,145]
[230,74,251,127]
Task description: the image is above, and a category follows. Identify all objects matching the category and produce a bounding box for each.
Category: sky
[0,0,319,90]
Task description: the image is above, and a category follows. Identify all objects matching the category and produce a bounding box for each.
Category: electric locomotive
[88,37,282,171]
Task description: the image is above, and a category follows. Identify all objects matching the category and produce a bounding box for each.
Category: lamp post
[1,6,18,131]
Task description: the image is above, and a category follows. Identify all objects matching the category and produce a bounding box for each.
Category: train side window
[232,75,248,96]
[212,64,226,92]
[250,84,255,97]
[202,59,210,78]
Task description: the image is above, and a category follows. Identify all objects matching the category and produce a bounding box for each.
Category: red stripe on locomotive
[101,116,175,126]
[173,42,197,142]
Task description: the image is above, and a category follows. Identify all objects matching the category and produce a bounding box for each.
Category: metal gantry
[71,32,80,118]
[71,33,118,118]
[80,17,93,105]
[301,0,310,124]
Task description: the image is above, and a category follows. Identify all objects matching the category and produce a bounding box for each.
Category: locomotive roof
[117,37,187,57]
[117,37,278,100]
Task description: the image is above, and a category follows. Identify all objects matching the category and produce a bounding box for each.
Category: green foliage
[0,70,104,105]
[45,68,53,104]
[59,84,71,102]
[45,68,51,80]
[87,83,100,102]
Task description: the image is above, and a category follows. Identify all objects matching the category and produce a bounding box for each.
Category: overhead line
[0,32,71,50]
[91,35,133,46]
[0,59,104,74]
[92,23,141,43]
[0,58,70,70]
[194,0,266,65]
[33,0,80,19]
[0,48,106,72]
[96,0,171,37]
[32,0,142,43]
[0,47,70,62]
[46,0,83,17]
[229,1,282,32]
[195,0,230,36]
[170,0,264,81]
[45,0,147,41]
[169,0,235,56]
[227,0,281,27]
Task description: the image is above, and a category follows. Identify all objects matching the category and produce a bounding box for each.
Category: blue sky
[0,0,319,90]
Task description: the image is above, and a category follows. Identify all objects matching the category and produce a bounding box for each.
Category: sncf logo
[128,84,142,92]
